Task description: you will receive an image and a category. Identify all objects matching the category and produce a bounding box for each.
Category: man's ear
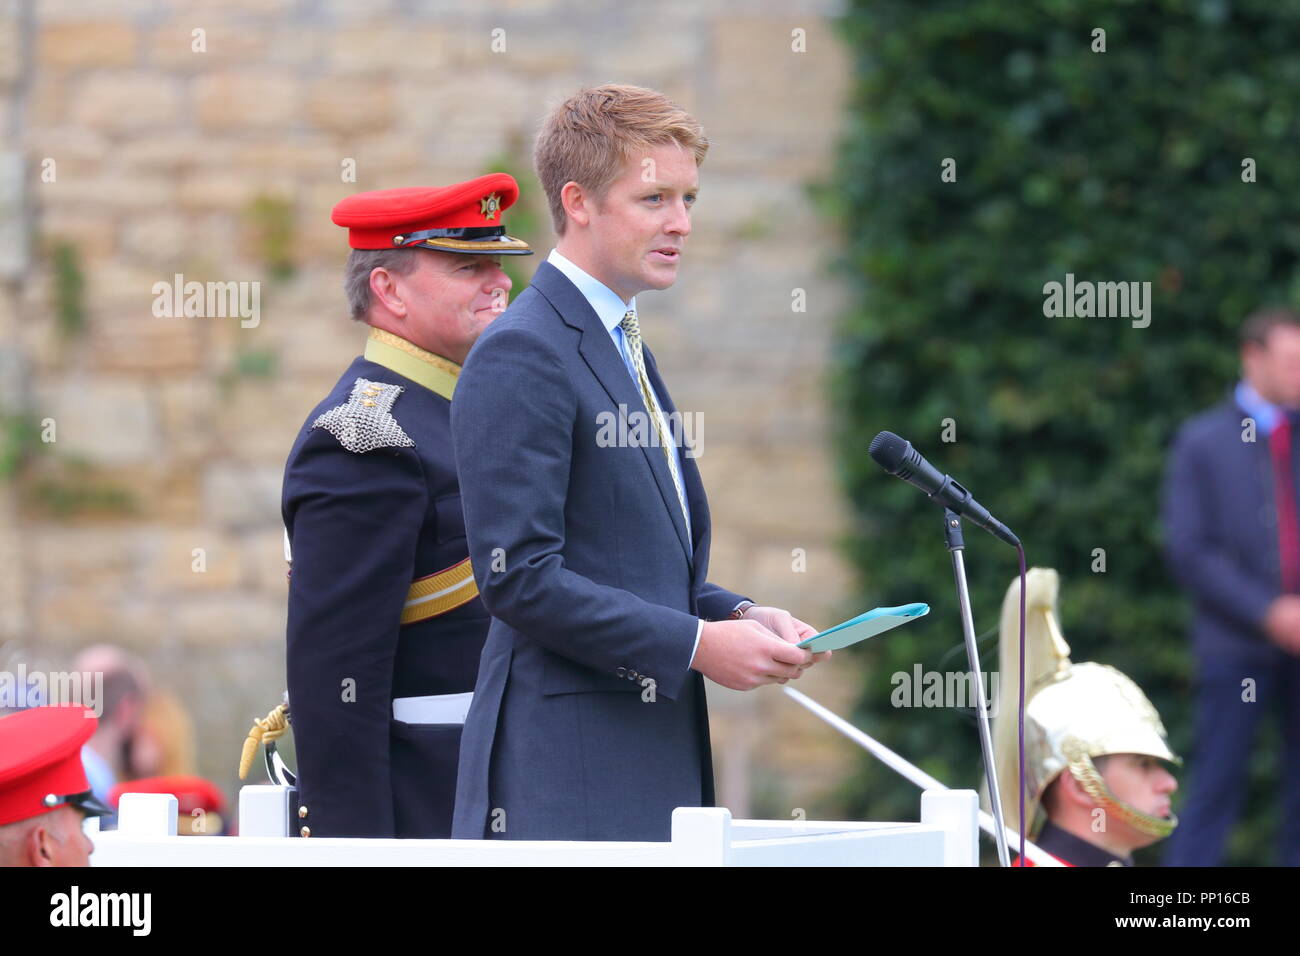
[560,181,591,229]
[369,267,405,318]
[1056,770,1097,811]
[28,822,57,867]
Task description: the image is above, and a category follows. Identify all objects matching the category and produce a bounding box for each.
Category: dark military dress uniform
[1015,820,1133,867]
[283,329,487,838]
[282,174,532,839]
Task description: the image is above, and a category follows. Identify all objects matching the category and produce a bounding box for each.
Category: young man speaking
[450,85,828,842]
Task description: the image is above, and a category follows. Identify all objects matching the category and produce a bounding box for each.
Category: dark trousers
[390,720,462,839]
[1162,644,1300,866]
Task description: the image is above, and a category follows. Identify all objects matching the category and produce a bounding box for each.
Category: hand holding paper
[741,605,831,672]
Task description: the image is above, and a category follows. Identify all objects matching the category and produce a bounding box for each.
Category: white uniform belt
[392,692,473,725]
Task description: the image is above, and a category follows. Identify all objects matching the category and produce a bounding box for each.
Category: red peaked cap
[110,775,227,815]
[331,173,531,254]
[0,706,111,826]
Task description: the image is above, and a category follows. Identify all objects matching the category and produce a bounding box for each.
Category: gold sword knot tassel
[238,703,290,780]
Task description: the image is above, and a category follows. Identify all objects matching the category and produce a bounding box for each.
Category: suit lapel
[532,262,694,567]
[643,346,710,571]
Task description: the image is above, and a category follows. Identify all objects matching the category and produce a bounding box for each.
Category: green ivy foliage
[50,241,86,339]
[828,0,1298,865]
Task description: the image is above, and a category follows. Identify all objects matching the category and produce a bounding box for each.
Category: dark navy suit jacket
[450,261,748,841]
[283,354,488,838]
[1162,394,1288,661]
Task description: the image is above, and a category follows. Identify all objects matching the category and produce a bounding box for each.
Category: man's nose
[487,267,511,293]
[1157,768,1178,794]
[665,198,691,237]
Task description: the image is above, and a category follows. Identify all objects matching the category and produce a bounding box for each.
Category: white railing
[88,787,979,867]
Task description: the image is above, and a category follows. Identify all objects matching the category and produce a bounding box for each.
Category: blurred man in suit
[451,85,828,842]
[1161,306,1300,866]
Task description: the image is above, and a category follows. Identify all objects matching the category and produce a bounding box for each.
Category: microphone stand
[944,508,1011,867]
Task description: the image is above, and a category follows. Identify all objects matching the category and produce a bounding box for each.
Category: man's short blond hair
[533,84,709,235]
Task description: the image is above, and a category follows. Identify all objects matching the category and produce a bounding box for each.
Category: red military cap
[332,173,533,255]
[0,706,113,827]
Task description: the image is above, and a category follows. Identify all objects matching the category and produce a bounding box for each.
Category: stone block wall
[1,0,865,822]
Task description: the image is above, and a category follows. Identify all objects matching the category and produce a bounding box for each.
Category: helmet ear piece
[1038,774,1062,816]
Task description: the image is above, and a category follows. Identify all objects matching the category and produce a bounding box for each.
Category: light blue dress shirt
[546,248,704,662]
[1236,380,1284,436]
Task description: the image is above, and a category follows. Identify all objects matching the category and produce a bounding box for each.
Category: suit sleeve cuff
[689,618,704,671]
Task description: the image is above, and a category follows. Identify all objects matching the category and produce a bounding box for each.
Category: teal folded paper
[796,603,930,652]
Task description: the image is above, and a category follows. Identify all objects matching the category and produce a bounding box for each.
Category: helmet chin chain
[1064,743,1178,840]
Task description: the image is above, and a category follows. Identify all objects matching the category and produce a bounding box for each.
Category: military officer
[990,568,1180,866]
[0,706,113,866]
[283,174,532,838]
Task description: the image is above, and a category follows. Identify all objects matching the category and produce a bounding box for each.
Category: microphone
[868,431,1021,548]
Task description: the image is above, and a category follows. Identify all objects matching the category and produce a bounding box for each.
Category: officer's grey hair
[343,248,421,322]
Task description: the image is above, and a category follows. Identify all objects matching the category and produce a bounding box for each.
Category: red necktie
[1269,417,1300,593]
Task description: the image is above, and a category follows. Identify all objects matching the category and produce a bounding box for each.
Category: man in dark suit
[1161,306,1300,866]
[450,85,829,842]
[282,175,531,838]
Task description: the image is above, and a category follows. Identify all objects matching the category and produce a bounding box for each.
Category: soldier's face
[1101,753,1178,849]
[581,141,697,303]
[394,253,511,364]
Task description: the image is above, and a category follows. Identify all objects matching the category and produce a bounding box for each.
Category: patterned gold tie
[620,310,689,528]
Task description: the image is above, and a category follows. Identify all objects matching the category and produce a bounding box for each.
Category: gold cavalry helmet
[989,568,1180,839]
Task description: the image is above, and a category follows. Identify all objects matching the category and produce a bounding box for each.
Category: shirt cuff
[689,618,704,671]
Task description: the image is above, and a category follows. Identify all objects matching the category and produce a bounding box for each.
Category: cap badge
[480,192,502,221]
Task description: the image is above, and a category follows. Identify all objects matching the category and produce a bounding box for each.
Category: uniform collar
[1035,820,1133,867]
[546,248,637,333]
[364,327,461,401]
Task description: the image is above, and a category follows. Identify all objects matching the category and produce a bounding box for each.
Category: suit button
[616,666,627,677]
[298,805,309,819]
[300,826,311,838]
[628,669,639,680]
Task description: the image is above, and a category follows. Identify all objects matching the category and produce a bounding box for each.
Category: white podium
[89,786,979,867]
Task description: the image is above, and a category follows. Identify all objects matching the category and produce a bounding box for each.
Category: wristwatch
[730,600,756,620]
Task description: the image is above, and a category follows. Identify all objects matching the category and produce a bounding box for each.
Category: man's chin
[1128,831,1162,851]
[643,267,680,291]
